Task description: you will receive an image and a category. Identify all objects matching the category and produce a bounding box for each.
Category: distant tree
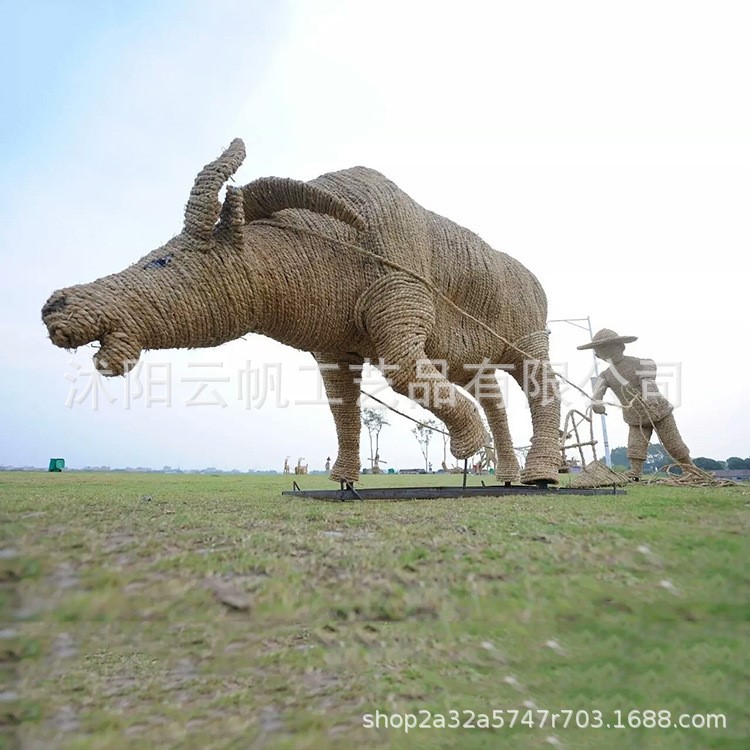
[438,420,450,468]
[610,446,630,469]
[412,419,438,472]
[611,444,675,473]
[726,457,750,470]
[693,457,726,471]
[361,408,390,470]
[644,444,671,473]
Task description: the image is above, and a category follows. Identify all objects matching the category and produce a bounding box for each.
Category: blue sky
[0,0,289,184]
[2,1,161,174]
[1,0,748,470]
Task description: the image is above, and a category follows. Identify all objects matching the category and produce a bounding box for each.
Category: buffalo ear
[217,185,245,247]
[242,177,366,230]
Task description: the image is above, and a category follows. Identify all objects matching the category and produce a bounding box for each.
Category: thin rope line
[361,389,450,435]
[262,219,629,407]
[361,389,500,458]
[262,220,546,360]
[259,220,728,486]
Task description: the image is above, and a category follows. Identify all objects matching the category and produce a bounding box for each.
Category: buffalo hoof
[449,420,486,461]
[329,459,360,484]
[494,455,521,484]
[520,467,559,485]
[495,470,521,483]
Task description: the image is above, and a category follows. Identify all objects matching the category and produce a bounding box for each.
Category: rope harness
[266,220,732,487]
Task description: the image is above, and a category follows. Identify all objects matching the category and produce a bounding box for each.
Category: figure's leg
[315,352,363,483]
[508,332,562,484]
[361,275,486,459]
[653,413,700,475]
[627,423,652,479]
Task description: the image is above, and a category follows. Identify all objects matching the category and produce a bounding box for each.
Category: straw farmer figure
[42,138,561,485]
[578,329,698,479]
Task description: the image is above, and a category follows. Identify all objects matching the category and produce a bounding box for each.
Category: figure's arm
[638,359,658,383]
[591,374,607,413]
[635,358,660,401]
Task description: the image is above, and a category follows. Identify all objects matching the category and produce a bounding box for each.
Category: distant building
[713,469,750,481]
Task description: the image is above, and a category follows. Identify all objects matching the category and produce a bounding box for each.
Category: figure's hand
[592,404,606,415]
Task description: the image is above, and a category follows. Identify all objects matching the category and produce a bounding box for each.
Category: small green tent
[48,458,65,472]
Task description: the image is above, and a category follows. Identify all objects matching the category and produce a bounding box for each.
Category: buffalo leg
[316,352,363,483]
[508,332,561,484]
[474,378,521,482]
[450,364,520,482]
[361,275,486,460]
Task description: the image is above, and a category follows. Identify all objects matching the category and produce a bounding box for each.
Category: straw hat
[577,328,638,350]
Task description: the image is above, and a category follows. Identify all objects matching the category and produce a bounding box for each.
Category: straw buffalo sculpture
[42,139,560,484]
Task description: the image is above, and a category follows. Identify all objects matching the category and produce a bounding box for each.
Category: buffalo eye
[144,254,173,269]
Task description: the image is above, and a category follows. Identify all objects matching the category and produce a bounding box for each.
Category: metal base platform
[283,481,626,502]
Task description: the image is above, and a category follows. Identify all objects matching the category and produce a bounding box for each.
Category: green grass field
[1,472,748,749]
